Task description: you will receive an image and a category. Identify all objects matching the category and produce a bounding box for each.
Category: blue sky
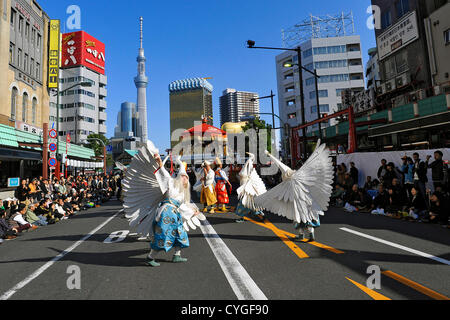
[39,0,375,151]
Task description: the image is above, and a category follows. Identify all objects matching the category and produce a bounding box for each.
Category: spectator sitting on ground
[8,204,37,232]
[0,208,18,243]
[344,184,366,212]
[337,163,347,186]
[363,176,379,192]
[55,199,68,219]
[62,197,76,216]
[330,184,346,207]
[386,179,408,218]
[343,173,354,191]
[371,184,390,215]
[407,187,428,221]
[35,200,57,224]
[427,191,449,225]
[25,202,48,227]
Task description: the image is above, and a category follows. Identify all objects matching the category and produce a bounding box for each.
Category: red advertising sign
[61,31,106,75]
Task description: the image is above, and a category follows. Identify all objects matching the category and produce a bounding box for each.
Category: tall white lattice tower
[134,17,149,143]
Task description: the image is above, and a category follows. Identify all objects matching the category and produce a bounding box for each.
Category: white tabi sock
[174,249,182,256]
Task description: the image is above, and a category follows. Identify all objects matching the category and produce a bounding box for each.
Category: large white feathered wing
[122,141,166,237]
[115,161,127,171]
[237,156,267,211]
[254,142,333,224]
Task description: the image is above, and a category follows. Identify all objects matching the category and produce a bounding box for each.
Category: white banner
[377,11,419,60]
[337,148,450,189]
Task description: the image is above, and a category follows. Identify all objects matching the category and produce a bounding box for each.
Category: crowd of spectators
[331,151,449,227]
[0,173,123,245]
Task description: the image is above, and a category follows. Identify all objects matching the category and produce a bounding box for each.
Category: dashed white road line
[200,219,268,300]
[340,227,450,266]
[0,210,123,300]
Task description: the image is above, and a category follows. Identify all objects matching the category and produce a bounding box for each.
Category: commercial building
[424,1,450,88]
[0,0,50,129]
[275,35,365,152]
[169,77,213,147]
[49,30,108,144]
[219,88,260,126]
[366,47,381,90]
[111,102,140,160]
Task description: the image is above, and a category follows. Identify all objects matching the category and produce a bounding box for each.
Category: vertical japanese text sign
[48,20,60,89]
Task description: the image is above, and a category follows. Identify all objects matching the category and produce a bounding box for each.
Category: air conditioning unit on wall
[396,73,409,88]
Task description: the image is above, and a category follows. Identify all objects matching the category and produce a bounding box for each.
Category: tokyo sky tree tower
[134,17,149,143]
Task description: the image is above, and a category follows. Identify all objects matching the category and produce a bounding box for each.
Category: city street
[0,198,448,301]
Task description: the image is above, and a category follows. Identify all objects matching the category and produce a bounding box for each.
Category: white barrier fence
[337,148,450,190]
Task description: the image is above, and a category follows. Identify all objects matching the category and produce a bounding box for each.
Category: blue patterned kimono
[151,198,190,252]
[235,200,264,218]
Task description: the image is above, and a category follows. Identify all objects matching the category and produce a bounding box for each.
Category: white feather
[254,141,333,224]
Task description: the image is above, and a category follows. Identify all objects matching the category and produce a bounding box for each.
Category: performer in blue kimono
[122,141,206,267]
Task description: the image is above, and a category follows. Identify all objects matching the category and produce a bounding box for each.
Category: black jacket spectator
[413,159,428,184]
[373,190,390,210]
[427,158,448,185]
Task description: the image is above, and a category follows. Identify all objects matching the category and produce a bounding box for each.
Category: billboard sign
[48,20,60,89]
[61,31,106,75]
[377,11,419,60]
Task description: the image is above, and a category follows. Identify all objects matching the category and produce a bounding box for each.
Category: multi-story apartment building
[219,88,260,126]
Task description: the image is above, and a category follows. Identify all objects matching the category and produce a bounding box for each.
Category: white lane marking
[0,209,123,300]
[104,230,130,243]
[340,227,450,266]
[199,219,268,300]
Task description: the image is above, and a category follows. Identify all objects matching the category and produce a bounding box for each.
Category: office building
[366,47,381,90]
[219,88,260,126]
[49,30,107,144]
[169,77,213,147]
[276,35,365,135]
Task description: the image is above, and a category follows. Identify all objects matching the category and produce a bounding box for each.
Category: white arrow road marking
[340,227,450,266]
[200,219,268,300]
[0,210,123,300]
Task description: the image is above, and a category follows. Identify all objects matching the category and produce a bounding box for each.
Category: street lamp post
[250,91,276,129]
[247,40,308,160]
[284,62,322,140]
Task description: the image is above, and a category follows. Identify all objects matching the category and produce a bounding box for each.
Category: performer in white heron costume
[123,141,206,267]
[254,141,334,241]
[235,153,267,223]
[200,160,217,213]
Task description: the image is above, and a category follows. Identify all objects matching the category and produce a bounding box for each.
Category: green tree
[85,134,114,168]
[241,118,273,155]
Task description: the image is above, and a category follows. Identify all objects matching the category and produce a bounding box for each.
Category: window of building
[9,43,14,64]
[311,104,330,114]
[18,16,23,34]
[17,48,22,68]
[284,73,294,80]
[307,74,349,86]
[396,0,410,18]
[36,34,41,51]
[22,92,28,122]
[395,50,408,74]
[32,98,37,125]
[25,22,30,39]
[36,62,40,79]
[11,87,18,120]
[445,29,450,45]
[30,58,34,75]
[10,9,16,27]
[24,54,28,73]
[288,112,297,119]
[381,10,392,29]
[303,49,313,58]
[31,28,36,44]
[287,99,296,107]
[336,89,346,97]
[309,90,328,99]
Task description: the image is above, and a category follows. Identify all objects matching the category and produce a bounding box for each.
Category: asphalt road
[0,197,449,301]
